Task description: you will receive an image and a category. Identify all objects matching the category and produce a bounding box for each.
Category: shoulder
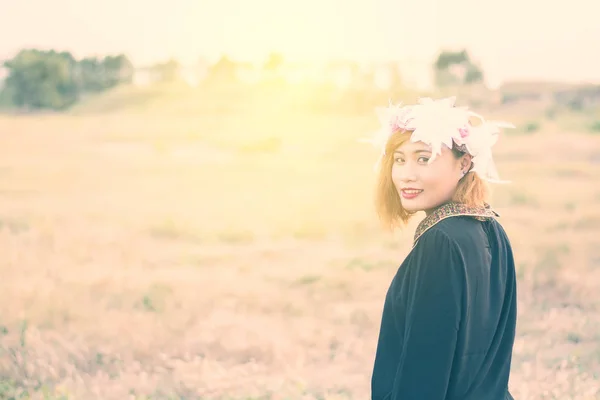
[410,226,462,268]
[415,224,457,247]
[405,225,466,291]
[422,216,495,249]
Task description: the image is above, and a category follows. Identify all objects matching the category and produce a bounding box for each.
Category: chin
[400,199,426,213]
[401,195,448,214]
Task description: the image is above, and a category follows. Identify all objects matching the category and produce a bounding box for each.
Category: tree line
[0,49,134,110]
[0,49,484,112]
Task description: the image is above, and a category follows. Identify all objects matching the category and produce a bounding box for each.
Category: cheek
[417,168,438,187]
[421,164,457,192]
[391,164,401,185]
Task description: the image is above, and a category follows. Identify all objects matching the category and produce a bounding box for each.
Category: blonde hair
[375,130,490,231]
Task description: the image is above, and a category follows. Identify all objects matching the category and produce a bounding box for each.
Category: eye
[417,156,429,164]
[394,157,405,164]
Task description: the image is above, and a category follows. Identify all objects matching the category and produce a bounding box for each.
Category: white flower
[361,96,515,183]
[359,101,413,150]
[404,97,473,162]
[465,120,515,182]
[465,120,515,156]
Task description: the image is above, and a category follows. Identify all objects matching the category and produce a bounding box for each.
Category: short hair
[375,129,490,231]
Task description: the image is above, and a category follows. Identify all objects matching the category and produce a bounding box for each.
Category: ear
[459,154,472,173]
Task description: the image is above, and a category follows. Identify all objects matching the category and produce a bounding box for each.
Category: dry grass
[0,101,599,399]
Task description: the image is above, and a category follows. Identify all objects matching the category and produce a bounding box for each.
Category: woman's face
[391,139,469,214]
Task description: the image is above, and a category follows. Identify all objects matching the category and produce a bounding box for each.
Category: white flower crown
[361,96,515,184]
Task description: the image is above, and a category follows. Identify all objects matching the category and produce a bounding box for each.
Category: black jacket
[371,208,517,400]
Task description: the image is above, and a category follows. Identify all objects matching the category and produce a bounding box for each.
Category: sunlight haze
[1,0,599,87]
[2,1,600,399]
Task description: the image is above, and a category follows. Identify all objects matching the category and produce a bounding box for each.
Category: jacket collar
[413,201,499,246]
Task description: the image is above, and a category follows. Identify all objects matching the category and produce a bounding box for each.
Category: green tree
[102,54,134,87]
[464,64,484,84]
[433,49,484,87]
[434,50,469,70]
[150,58,180,82]
[2,49,135,110]
[77,53,133,91]
[77,57,105,92]
[4,49,79,110]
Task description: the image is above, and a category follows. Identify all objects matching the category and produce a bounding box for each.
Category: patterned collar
[413,202,499,246]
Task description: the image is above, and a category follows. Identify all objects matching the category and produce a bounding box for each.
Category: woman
[367,97,517,400]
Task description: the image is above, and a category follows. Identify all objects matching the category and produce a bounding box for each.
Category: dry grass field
[0,90,599,399]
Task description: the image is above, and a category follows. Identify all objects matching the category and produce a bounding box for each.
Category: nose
[398,161,417,182]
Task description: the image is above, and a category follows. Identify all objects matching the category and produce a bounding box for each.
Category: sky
[1,0,599,88]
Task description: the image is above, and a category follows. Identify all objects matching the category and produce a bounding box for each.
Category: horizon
[1,0,599,88]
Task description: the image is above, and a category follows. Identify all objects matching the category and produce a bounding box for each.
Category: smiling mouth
[401,189,423,199]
